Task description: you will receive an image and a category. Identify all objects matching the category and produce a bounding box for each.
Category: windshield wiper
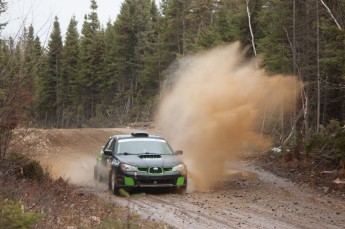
[119,152,136,155]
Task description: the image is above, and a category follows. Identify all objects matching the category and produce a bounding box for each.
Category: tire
[93,165,98,180]
[109,169,119,195]
[94,164,103,182]
[98,173,103,182]
[173,186,187,194]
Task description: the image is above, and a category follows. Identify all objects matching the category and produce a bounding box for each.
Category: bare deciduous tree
[319,0,343,30]
[246,0,257,56]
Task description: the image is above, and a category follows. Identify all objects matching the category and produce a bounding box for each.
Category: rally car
[94,132,187,194]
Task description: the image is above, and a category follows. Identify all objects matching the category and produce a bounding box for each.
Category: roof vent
[131,132,149,137]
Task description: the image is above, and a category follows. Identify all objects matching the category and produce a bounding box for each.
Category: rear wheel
[94,163,103,182]
[93,165,98,180]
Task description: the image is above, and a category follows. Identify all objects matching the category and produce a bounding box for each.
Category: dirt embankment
[37,128,131,184]
[31,128,345,229]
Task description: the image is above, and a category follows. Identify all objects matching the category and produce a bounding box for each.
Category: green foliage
[78,0,104,120]
[306,120,345,163]
[0,198,42,229]
[0,0,7,30]
[36,16,63,125]
[2,0,345,132]
[215,0,249,44]
[256,0,293,74]
[60,16,80,127]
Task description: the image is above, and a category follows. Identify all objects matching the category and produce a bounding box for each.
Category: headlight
[172,164,187,174]
[111,158,120,166]
[120,163,137,172]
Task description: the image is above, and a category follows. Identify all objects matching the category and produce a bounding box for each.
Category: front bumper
[116,170,187,188]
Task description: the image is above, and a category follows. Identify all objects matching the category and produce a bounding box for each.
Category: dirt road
[37,128,345,229]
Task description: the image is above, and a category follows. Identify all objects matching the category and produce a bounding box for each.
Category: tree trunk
[317,1,321,132]
[246,0,257,56]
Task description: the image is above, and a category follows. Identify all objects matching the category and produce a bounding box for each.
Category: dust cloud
[37,128,122,187]
[156,42,303,191]
[43,155,97,186]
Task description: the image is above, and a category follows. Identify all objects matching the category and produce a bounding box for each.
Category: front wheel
[173,186,187,194]
[109,169,119,195]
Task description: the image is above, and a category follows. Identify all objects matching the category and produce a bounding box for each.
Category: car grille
[137,167,172,173]
[149,167,163,174]
[138,178,174,185]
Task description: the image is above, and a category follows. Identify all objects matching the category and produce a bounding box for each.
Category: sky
[1,0,124,45]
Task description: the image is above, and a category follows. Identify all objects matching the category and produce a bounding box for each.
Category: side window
[104,138,114,151]
[109,139,117,152]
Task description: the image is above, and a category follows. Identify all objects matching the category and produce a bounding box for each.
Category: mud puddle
[89,161,345,229]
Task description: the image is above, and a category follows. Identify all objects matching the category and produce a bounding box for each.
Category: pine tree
[318,1,345,123]
[134,0,161,120]
[22,25,43,120]
[100,21,117,111]
[257,0,294,74]
[79,0,104,120]
[61,16,80,127]
[113,0,137,117]
[187,0,221,50]
[37,16,63,125]
[0,0,7,31]
[160,0,193,58]
[110,0,163,121]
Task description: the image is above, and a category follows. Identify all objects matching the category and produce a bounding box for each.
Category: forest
[0,0,345,160]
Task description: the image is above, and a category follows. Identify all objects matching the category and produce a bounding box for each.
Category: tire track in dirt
[37,128,345,229]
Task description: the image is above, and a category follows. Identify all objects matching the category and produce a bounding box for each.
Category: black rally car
[94,132,187,194]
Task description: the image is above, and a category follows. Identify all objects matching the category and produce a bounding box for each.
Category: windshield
[116,138,174,155]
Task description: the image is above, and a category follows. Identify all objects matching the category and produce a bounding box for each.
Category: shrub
[5,152,44,182]
[0,198,42,229]
[22,160,44,182]
[306,120,345,165]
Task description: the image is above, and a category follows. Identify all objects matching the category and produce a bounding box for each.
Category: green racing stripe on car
[124,177,135,186]
[176,177,185,186]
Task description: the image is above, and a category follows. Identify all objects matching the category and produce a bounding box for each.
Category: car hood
[116,154,183,167]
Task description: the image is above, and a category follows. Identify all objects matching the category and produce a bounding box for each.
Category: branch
[283,109,304,145]
[246,0,257,56]
[319,0,343,30]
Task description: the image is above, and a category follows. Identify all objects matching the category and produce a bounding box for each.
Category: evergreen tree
[214,0,247,42]
[318,1,345,123]
[113,0,137,117]
[22,25,43,120]
[257,0,293,74]
[138,0,161,99]
[111,0,162,121]
[37,16,63,125]
[160,0,192,58]
[134,0,161,120]
[61,16,80,127]
[0,0,7,31]
[79,0,104,120]
[100,21,117,111]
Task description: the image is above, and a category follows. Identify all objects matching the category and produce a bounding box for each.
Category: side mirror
[104,149,113,157]
[174,150,183,155]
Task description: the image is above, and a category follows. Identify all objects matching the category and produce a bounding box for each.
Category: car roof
[110,132,164,141]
